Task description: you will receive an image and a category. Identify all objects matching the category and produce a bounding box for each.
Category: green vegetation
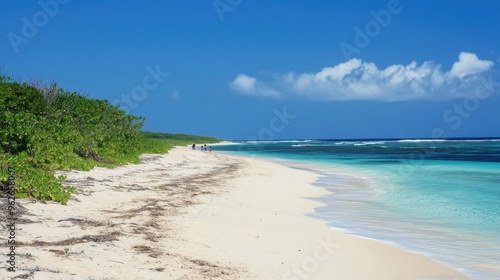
[0,76,219,204]
[138,131,220,154]
[141,131,219,146]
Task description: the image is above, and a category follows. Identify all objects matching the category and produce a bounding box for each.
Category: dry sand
[0,147,469,279]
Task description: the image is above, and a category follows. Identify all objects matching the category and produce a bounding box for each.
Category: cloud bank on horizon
[230,52,495,101]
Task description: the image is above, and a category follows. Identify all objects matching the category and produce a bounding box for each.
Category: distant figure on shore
[204,144,207,151]
[209,146,212,152]
[192,143,196,150]
[201,145,204,152]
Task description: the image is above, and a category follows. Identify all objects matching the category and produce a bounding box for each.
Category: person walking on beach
[209,146,212,152]
[192,143,196,150]
[204,144,207,151]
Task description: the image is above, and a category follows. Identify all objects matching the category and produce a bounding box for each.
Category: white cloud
[231,74,256,92]
[230,52,495,101]
[230,73,281,98]
[449,52,494,78]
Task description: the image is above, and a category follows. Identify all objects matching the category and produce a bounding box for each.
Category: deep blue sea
[215,139,500,279]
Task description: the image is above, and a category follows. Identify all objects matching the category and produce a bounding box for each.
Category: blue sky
[2,0,500,140]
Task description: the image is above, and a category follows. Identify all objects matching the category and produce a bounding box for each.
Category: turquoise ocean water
[215,139,500,279]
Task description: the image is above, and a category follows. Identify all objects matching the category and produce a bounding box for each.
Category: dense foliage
[141,131,219,145]
[0,76,219,204]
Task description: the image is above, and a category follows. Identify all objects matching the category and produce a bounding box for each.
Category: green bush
[0,76,219,204]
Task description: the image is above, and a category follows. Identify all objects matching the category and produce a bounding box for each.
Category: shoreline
[180,150,469,280]
[1,147,469,279]
[227,152,476,279]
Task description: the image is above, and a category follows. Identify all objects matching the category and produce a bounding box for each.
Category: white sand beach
[1,147,469,279]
